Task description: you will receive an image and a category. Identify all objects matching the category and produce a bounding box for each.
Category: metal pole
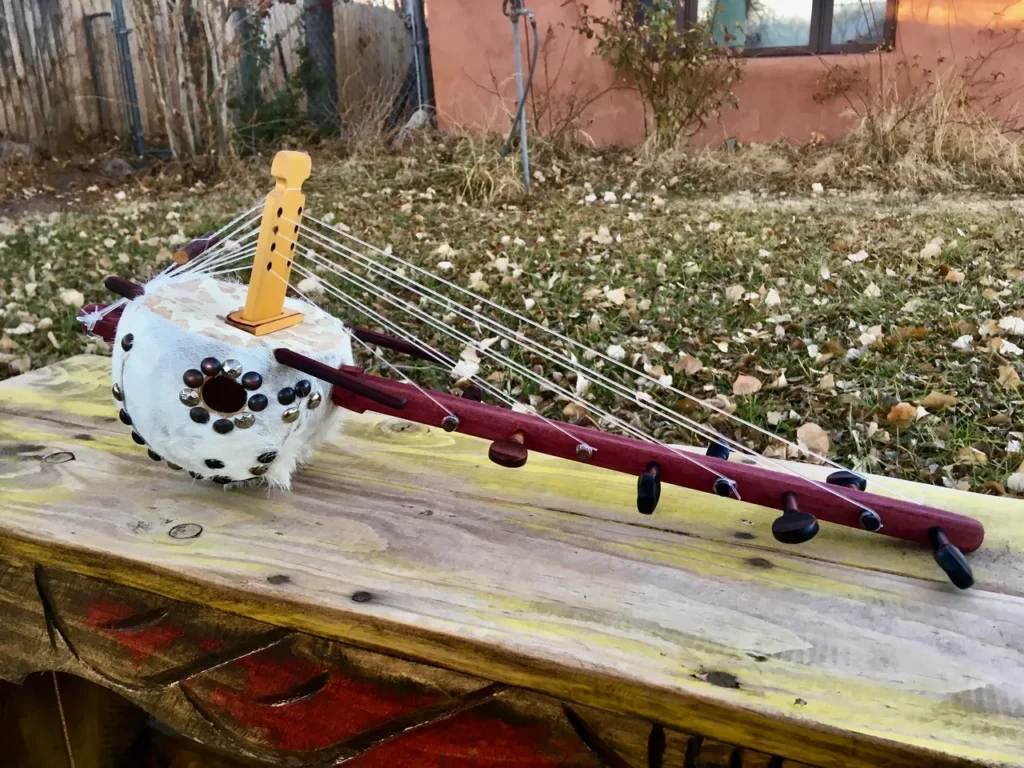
[510,5,530,192]
[111,0,144,156]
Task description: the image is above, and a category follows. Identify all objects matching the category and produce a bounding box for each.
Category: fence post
[303,0,338,132]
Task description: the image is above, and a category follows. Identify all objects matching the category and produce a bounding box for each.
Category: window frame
[681,0,897,57]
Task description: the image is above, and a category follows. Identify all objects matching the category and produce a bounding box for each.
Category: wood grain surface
[2,355,1024,767]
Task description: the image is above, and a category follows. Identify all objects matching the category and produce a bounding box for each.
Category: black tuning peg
[826,470,867,492]
[928,527,974,590]
[706,441,730,461]
[772,492,820,544]
[713,477,738,498]
[826,470,881,530]
[637,462,662,515]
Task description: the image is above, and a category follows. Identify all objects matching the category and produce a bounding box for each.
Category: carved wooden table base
[0,557,794,767]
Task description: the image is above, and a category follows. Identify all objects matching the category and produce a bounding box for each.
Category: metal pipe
[111,0,144,156]
[510,7,531,192]
[406,0,435,114]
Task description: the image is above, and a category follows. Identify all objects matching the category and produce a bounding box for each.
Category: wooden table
[1,355,1023,768]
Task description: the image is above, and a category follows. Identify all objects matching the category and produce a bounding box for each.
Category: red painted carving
[186,645,440,752]
[346,709,600,767]
[85,599,183,662]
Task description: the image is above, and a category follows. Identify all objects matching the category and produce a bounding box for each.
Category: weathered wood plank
[1,356,1024,768]
[1,556,726,767]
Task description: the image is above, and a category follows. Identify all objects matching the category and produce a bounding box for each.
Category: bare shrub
[574,0,743,145]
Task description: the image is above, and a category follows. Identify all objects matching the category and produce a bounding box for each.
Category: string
[286,226,750,486]
[288,252,732,484]
[52,672,76,768]
[264,268,457,421]
[287,260,601,453]
[289,219,879,512]
[169,221,262,279]
[300,213,900,505]
[162,214,262,281]
[157,203,262,280]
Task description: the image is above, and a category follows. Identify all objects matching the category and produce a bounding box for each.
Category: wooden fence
[0,0,412,152]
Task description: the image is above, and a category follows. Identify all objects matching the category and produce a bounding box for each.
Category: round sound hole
[201,376,248,414]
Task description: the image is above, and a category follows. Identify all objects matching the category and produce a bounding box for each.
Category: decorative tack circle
[147,449,162,462]
[211,475,233,485]
[121,333,134,351]
[441,414,459,432]
[179,388,200,407]
[112,384,124,401]
[188,471,203,480]
[294,379,312,398]
[222,359,243,379]
[234,413,256,429]
[190,406,211,424]
[213,418,235,435]
[257,451,278,464]
[131,431,146,446]
[241,371,263,391]
[167,462,182,471]
[278,387,296,405]
[248,394,269,412]
[250,464,270,476]
[118,408,132,426]
[307,392,322,410]
[183,369,204,388]
[205,459,225,469]
[282,407,300,423]
[169,523,203,539]
[200,357,222,376]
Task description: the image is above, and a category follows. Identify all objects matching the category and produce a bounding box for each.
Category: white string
[287,259,601,453]
[170,221,262,278]
[285,225,742,485]
[290,219,879,511]
[288,250,731,485]
[301,213,898,506]
[262,268,457,421]
[163,215,262,280]
[157,203,262,280]
[191,245,260,277]
[77,297,128,334]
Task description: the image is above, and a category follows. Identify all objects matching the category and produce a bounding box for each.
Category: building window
[685,0,897,55]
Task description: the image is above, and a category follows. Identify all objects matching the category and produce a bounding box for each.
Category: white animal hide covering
[111,274,354,489]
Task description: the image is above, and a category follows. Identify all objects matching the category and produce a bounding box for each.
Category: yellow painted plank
[2,356,1024,768]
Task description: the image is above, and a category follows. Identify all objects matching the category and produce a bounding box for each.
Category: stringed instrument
[78,150,983,591]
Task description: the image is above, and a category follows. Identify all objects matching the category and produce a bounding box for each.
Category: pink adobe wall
[426,0,1024,146]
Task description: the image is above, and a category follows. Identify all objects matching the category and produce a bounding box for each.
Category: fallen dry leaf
[605,287,627,306]
[945,269,966,284]
[918,391,958,410]
[732,374,763,396]
[796,423,831,458]
[725,284,745,302]
[954,446,988,466]
[818,373,836,390]
[674,354,703,375]
[886,402,917,428]
[998,365,1021,389]
[999,316,1024,336]
[562,402,588,419]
